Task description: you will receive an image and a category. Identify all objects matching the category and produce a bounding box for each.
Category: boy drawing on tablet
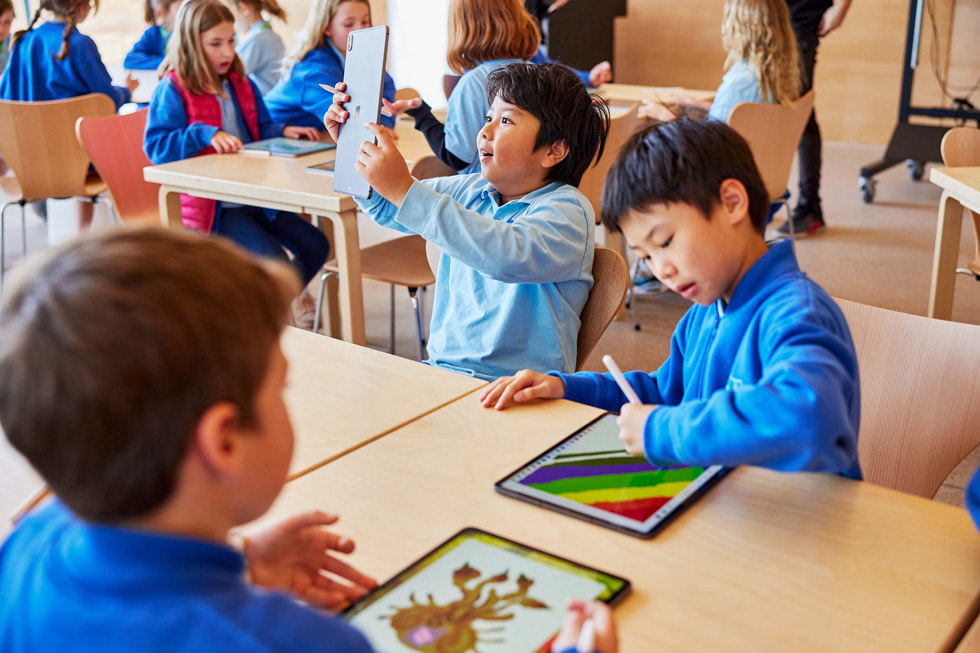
[482,120,862,480]
[323,62,610,381]
[0,228,618,653]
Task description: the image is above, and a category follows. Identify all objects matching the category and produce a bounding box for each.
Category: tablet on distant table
[241,137,335,157]
[342,528,629,652]
[495,413,727,538]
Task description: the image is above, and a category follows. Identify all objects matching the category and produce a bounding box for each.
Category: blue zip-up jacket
[968,467,980,533]
[123,24,168,71]
[0,22,131,109]
[0,501,374,652]
[557,240,862,478]
[144,74,284,164]
[357,174,594,381]
[264,41,395,129]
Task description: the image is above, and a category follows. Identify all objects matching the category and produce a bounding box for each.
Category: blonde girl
[264,0,397,129]
[124,0,183,70]
[229,0,287,94]
[144,0,329,299]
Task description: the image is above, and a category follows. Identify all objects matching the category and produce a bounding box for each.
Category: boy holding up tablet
[482,120,862,480]
[0,228,616,653]
[324,62,609,381]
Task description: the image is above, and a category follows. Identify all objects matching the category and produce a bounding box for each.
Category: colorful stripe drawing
[516,423,704,523]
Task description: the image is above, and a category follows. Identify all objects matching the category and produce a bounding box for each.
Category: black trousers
[796,31,822,209]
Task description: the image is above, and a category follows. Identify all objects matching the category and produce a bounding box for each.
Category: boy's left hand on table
[616,403,656,456]
[240,510,378,611]
[284,126,321,141]
[358,122,414,206]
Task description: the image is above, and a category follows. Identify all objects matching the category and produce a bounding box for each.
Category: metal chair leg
[628,255,642,331]
[408,287,424,361]
[0,202,8,288]
[389,284,396,354]
[313,269,337,336]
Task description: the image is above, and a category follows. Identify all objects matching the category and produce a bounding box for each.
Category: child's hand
[239,510,378,611]
[551,599,619,653]
[322,81,351,142]
[382,96,422,116]
[480,370,566,410]
[637,99,676,122]
[284,126,321,141]
[589,61,613,87]
[616,403,656,456]
[211,130,244,153]
[357,122,414,205]
[125,73,139,93]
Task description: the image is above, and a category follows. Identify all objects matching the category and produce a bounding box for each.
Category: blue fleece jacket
[557,240,862,478]
[264,41,395,129]
[123,25,168,71]
[0,22,131,109]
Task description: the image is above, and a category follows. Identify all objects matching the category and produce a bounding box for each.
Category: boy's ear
[190,402,244,478]
[718,178,751,226]
[540,140,569,170]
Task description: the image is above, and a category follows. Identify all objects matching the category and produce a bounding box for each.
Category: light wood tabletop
[144,123,436,345]
[927,166,980,320]
[594,82,715,106]
[281,327,485,479]
[263,393,980,652]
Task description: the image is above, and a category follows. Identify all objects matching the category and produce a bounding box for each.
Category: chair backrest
[836,297,980,498]
[727,90,815,202]
[577,102,640,225]
[443,74,462,100]
[941,127,980,166]
[0,94,115,200]
[576,247,629,370]
[395,87,421,102]
[76,108,160,224]
[410,155,455,181]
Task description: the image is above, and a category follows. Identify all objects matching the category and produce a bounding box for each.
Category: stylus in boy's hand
[319,83,395,118]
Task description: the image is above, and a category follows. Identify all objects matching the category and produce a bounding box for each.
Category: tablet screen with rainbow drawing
[495,413,726,537]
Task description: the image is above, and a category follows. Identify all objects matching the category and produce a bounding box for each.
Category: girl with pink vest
[144,0,329,291]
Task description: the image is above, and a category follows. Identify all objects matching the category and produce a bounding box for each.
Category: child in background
[325,62,609,380]
[0,0,14,75]
[482,120,862,480]
[638,0,799,124]
[0,0,136,109]
[123,0,181,70]
[229,0,287,95]
[144,0,329,307]
[264,0,396,131]
[0,227,618,653]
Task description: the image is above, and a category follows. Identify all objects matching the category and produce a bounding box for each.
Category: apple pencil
[576,617,595,653]
[319,83,394,118]
[602,354,642,405]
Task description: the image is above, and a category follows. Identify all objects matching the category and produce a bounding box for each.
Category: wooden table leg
[313,208,365,345]
[158,186,184,229]
[928,191,964,320]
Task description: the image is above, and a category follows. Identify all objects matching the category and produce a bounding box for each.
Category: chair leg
[313,269,337,336]
[389,284,396,354]
[408,287,425,361]
[20,204,26,258]
[627,255,642,331]
[0,202,8,287]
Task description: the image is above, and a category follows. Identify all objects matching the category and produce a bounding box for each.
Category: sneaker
[776,204,825,238]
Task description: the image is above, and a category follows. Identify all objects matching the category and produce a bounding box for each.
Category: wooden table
[281,327,485,479]
[144,124,436,345]
[928,166,980,319]
[594,82,715,107]
[264,393,980,652]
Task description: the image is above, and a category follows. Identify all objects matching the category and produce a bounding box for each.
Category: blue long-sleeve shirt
[557,240,862,478]
[0,22,131,109]
[144,74,284,164]
[357,174,594,380]
[123,24,168,71]
[0,500,374,652]
[264,40,395,129]
[236,21,284,95]
[708,59,767,122]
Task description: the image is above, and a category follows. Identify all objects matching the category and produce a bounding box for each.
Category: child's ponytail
[144,0,155,24]
[259,0,286,22]
[11,6,43,48]
[54,14,76,60]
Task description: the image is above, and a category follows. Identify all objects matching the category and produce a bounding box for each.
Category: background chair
[442,74,462,100]
[727,89,816,239]
[940,126,980,279]
[576,247,629,370]
[837,297,980,498]
[0,94,115,286]
[76,108,161,225]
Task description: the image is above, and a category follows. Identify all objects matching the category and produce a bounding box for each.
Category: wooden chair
[940,127,980,279]
[578,102,640,228]
[443,74,462,100]
[727,90,816,238]
[576,247,628,370]
[836,297,980,498]
[0,94,115,284]
[75,108,161,225]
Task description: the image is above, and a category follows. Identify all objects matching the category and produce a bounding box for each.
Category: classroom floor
[2,140,979,536]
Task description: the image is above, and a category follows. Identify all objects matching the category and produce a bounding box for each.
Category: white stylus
[602,355,642,405]
[576,618,595,653]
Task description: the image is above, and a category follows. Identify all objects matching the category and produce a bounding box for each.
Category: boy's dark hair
[601,119,769,234]
[485,62,609,188]
[0,228,298,523]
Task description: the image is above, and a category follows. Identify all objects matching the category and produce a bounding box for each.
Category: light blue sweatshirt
[708,59,767,122]
[556,240,862,478]
[236,21,284,96]
[357,174,595,380]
